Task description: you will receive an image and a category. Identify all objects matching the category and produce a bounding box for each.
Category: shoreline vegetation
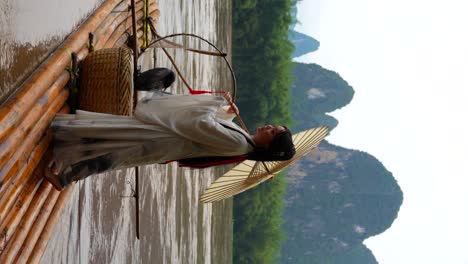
[232,0,296,263]
[231,2,403,263]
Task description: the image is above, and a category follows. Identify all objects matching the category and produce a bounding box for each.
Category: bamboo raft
[0,0,159,262]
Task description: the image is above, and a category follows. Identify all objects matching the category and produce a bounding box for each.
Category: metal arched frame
[145,33,237,100]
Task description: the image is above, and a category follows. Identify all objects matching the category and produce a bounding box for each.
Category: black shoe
[44,166,65,191]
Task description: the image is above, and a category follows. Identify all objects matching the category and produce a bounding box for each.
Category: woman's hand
[223,93,239,114]
[227,103,239,114]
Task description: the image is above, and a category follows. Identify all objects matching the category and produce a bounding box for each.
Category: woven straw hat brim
[200,126,329,203]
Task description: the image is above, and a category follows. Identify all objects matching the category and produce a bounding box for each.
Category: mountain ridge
[282,61,403,263]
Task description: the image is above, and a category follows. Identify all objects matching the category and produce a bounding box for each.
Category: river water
[1,1,233,263]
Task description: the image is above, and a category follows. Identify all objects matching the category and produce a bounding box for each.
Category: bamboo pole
[26,186,74,264]
[71,1,131,63]
[0,130,54,224]
[91,1,131,45]
[0,73,69,183]
[0,87,68,189]
[147,7,160,31]
[0,169,43,247]
[112,8,159,49]
[113,25,144,48]
[76,1,153,58]
[10,6,152,263]
[0,0,149,181]
[0,1,159,263]
[0,90,68,222]
[136,8,160,51]
[0,181,51,264]
[108,8,158,48]
[0,0,149,192]
[0,0,122,143]
[107,5,153,48]
[0,1,143,183]
[91,0,140,50]
[99,2,151,49]
[75,1,147,59]
[97,1,144,48]
[12,189,60,264]
[0,6,143,176]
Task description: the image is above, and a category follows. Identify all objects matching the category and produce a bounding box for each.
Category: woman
[45,92,295,190]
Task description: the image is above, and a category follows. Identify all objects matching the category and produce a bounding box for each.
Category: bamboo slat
[75,1,147,60]
[91,1,132,45]
[113,9,160,47]
[12,189,60,264]
[0,181,52,264]
[97,1,144,48]
[0,0,122,143]
[0,87,68,188]
[0,73,69,183]
[96,1,151,48]
[138,7,160,48]
[0,169,42,247]
[0,1,160,262]
[105,3,156,48]
[0,1,149,186]
[0,90,67,221]
[0,131,53,224]
[71,1,131,67]
[5,105,70,264]
[107,6,149,49]
[0,104,68,261]
[26,186,74,264]
[0,0,151,211]
[0,87,68,189]
[114,24,146,49]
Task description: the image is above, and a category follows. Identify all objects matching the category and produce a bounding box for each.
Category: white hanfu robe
[51,93,254,183]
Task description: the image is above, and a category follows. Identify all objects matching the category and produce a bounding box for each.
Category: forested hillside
[289,30,319,58]
[281,141,403,263]
[283,61,402,263]
[290,62,354,132]
[233,0,294,130]
[232,1,402,264]
[232,0,296,263]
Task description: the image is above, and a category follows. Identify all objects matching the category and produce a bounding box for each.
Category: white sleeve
[134,94,250,156]
[215,105,236,122]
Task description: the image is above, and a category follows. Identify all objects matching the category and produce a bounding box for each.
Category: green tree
[232,0,296,263]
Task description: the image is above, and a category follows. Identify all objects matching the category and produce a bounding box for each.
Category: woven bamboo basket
[79,48,134,115]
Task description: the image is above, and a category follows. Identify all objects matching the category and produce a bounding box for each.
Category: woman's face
[252,125,286,147]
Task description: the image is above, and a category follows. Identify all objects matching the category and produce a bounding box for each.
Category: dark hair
[246,126,295,161]
[176,127,295,168]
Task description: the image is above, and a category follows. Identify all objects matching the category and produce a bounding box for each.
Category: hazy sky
[295,0,468,263]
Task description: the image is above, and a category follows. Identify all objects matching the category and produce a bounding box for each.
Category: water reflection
[0,0,102,103]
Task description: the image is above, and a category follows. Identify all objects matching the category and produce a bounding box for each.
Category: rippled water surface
[0,0,233,263]
[0,0,104,104]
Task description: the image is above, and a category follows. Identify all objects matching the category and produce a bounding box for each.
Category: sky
[295,0,468,263]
